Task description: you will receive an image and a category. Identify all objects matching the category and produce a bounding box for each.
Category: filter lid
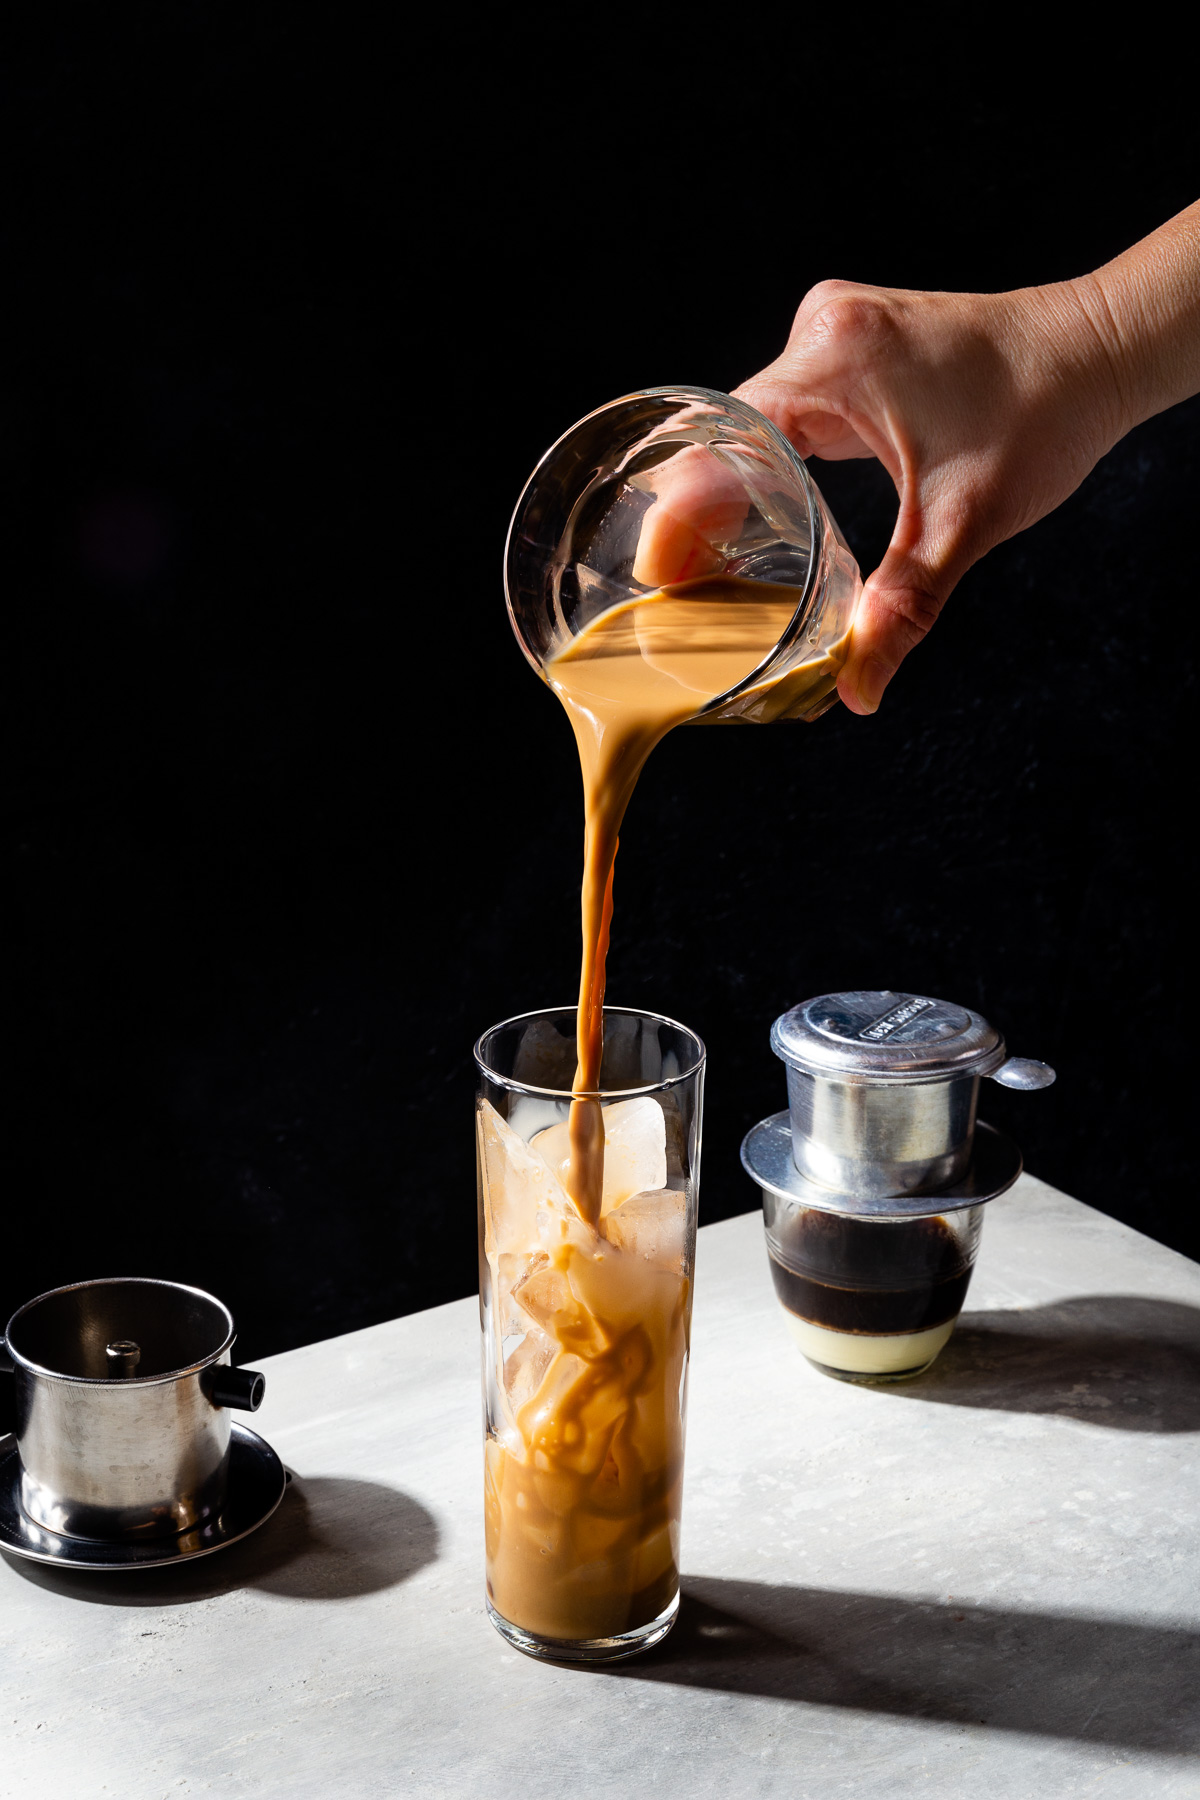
[770,990,1006,1086]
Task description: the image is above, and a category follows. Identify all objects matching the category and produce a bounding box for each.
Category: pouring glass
[505,386,862,724]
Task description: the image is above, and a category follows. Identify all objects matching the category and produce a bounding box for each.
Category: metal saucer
[0,1421,286,1570]
[741,1114,1023,1217]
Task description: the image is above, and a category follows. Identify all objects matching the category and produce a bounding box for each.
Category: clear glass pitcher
[505,386,862,724]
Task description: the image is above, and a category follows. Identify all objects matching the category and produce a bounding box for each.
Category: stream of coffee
[546,572,838,1221]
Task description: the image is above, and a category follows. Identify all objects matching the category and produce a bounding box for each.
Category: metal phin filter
[0,1277,284,1567]
[741,991,1056,1383]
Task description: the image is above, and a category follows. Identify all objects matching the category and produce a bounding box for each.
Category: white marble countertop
[4,1174,1200,1798]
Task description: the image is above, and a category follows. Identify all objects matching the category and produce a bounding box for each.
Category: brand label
[858,996,935,1042]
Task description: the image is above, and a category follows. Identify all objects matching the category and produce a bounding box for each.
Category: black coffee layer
[768,1251,973,1335]
[769,1209,971,1287]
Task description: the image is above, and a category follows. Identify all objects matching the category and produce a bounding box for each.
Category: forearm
[1074,201,1200,433]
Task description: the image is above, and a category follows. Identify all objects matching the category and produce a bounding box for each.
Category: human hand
[732,276,1134,713]
[634,200,1200,714]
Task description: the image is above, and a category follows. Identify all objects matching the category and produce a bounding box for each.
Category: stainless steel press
[741,990,1056,1384]
[769,990,1054,1198]
[2,1277,268,1545]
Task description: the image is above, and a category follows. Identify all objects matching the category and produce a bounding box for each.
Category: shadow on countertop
[1,1471,439,1606]
[613,1577,1200,1753]
[884,1294,1200,1431]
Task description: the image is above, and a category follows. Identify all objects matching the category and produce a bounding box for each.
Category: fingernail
[854,657,890,714]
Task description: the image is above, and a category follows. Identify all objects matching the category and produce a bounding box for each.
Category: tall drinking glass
[474,1005,705,1662]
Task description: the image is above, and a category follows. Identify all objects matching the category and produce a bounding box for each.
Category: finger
[836,569,945,714]
[836,480,977,715]
[734,373,876,463]
[631,384,872,590]
[631,502,722,586]
[737,278,922,479]
[631,443,750,587]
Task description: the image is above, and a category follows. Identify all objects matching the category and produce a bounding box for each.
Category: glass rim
[473,1003,707,1101]
[502,384,826,712]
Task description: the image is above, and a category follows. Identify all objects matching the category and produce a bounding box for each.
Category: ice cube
[510,1015,576,1090]
[598,1097,667,1212]
[512,1256,574,1330]
[513,1256,610,1359]
[496,1250,543,1336]
[502,1325,557,1416]
[529,1095,667,1216]
[478,1099,573,1257]
[602,1187,688,1272]
[507,1095,568,1143]
[528,1117,570,1186]
[522,1350,590,1448]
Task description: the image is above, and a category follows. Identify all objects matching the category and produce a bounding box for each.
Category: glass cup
[504,386,862,725]
[474,1005,705,1662]
[762,1191,984,1384]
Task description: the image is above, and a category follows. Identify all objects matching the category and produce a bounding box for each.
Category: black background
[3,14,1197,1379]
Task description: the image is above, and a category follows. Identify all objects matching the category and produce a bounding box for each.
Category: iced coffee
[475,1011,702,1656]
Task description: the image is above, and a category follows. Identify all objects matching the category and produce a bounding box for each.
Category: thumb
[629,443,752,588]
[836,547,948,716]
